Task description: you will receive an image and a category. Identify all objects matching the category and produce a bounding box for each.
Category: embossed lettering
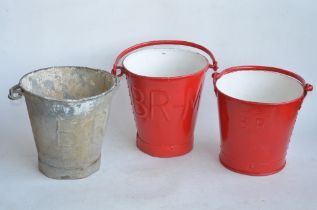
[56,117,94,146]
[174,88,201,120]
[131,86,148,118]
[130,86,202,121]
[150,90,169,121]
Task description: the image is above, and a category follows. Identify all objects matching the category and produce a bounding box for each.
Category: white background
[1,0,316,209]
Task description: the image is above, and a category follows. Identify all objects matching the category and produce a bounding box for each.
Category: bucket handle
[212,65,313,98]
[8,84,23,100]
[111,40,218,77]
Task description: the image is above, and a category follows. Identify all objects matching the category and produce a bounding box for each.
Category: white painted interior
[3,1,316,209]
[122,48,208,77]
[216,70,304,103]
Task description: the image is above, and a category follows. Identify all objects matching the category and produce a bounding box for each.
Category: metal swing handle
[111,40,218,77]
[212,65,313,97]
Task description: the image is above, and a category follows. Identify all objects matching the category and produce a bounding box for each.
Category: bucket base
[219,156,286,176]
[136,133,193,157]
[38,157,101,179]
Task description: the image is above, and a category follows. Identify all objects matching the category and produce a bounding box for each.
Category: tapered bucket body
[9,67,117,179]
[212,66,313,175]
[112,40,218,157]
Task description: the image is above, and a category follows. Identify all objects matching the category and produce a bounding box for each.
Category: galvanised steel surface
[9,66,117,179]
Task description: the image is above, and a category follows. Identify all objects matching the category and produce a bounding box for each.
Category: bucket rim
[18,66,118,103]
[122,48,210,79]
[213,65,310,106]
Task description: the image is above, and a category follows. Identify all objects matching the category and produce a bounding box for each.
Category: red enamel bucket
[112,40,218,157]
[212,66,313,175]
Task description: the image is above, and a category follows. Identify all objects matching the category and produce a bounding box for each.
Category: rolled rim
[215,66,307,105]
[18,66,118,103]
[122,48,210,79]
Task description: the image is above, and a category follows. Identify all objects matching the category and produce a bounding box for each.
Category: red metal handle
[112,40,218,77]
[212,65,313,97]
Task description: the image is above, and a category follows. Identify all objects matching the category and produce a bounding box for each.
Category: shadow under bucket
[9,66,117,179]
[212,66,313,176]
[112,40,218,157]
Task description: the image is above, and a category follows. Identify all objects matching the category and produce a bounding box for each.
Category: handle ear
[212,72,221,96]
[304,83,313,96]
[8,84,23,100]
[111,40,218,77]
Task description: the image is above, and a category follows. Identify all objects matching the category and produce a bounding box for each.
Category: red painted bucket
[112,40,218,157]
[212,66,313,175]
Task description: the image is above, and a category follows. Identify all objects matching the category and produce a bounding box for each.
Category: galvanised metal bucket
[212,66,313,176]
[112,40,218,157]
[8,66,117,179]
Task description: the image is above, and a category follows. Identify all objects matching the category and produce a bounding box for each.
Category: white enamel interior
[216,70,304,103]
[122,48,208,77]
